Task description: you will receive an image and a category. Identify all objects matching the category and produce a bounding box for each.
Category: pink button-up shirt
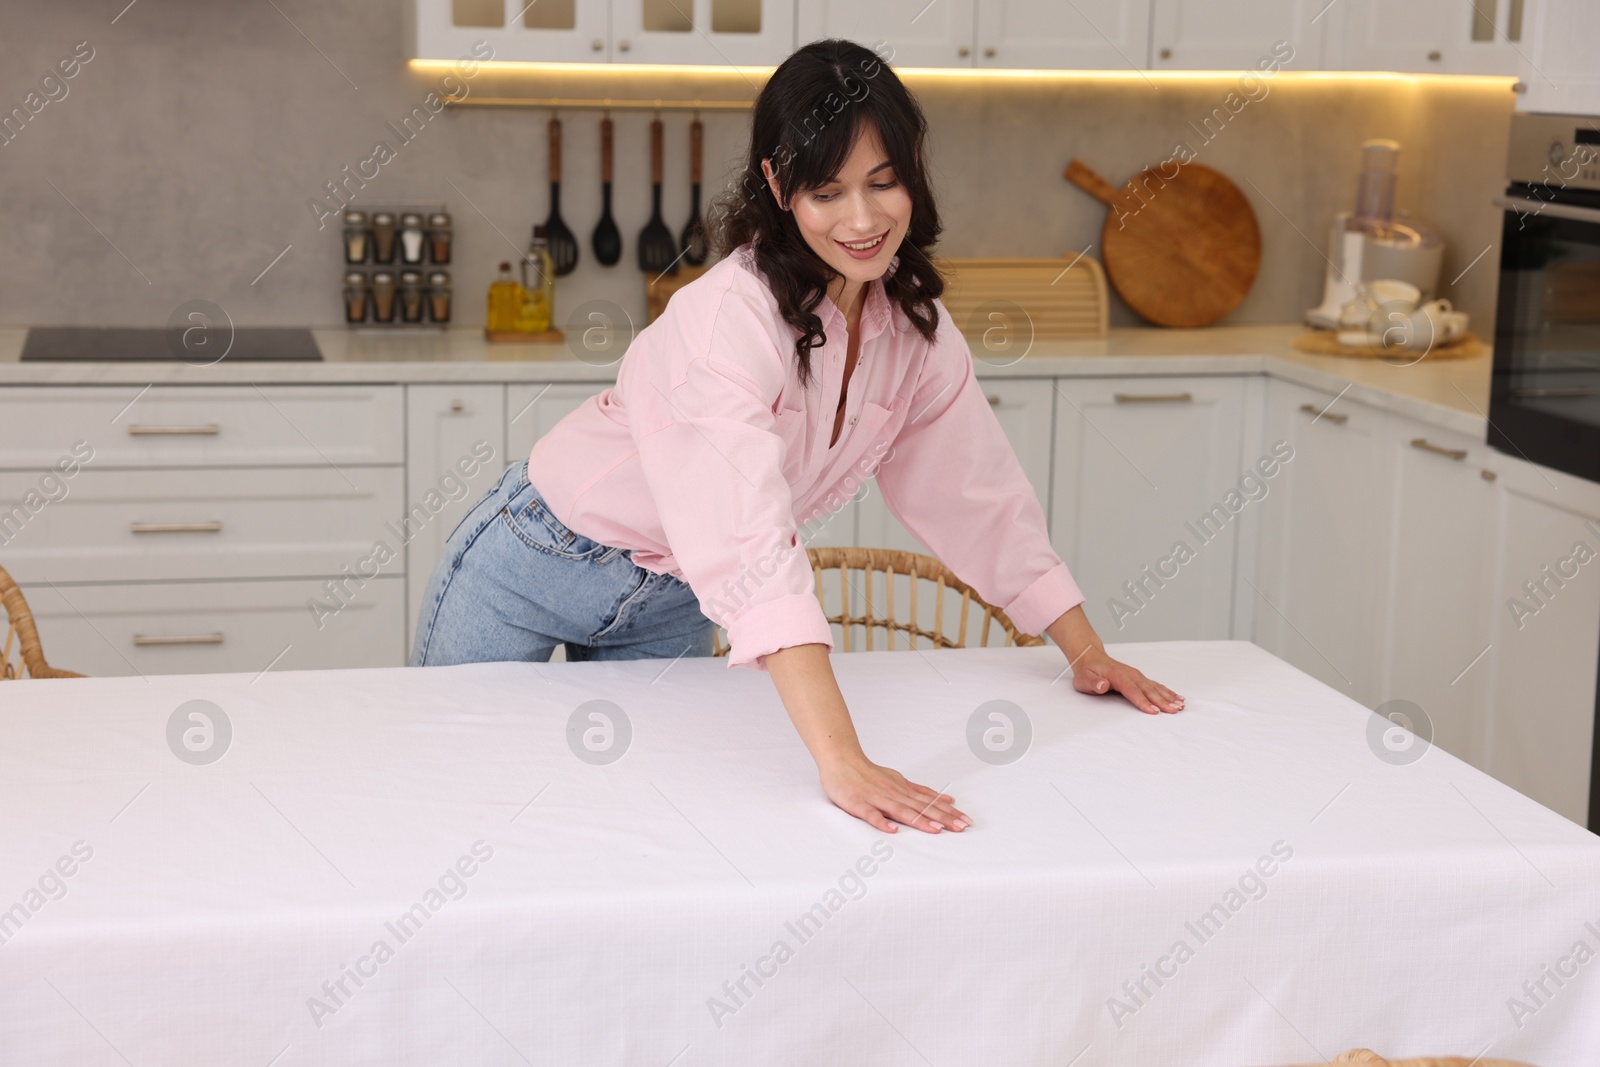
[528,245,1084,670]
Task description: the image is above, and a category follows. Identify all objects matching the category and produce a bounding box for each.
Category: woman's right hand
[818,754,970,834]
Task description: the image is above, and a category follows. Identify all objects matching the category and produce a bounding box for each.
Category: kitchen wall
[0,3,1516,335]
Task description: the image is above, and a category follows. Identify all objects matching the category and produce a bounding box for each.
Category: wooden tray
[1291,329,1485,361]
[485,329,565,343]
[938,256,1109,339]
[644,257,1110,341]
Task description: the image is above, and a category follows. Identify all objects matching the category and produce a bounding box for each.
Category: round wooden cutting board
[1065,158,1262,328]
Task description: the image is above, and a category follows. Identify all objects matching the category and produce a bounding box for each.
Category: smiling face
[764,120,912,305]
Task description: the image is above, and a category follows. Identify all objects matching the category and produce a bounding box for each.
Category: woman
[412,38,1184,835]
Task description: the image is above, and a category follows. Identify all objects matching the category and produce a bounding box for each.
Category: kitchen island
[2,641,1596,1066]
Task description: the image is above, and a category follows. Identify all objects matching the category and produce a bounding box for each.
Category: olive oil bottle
[485,261,523,334]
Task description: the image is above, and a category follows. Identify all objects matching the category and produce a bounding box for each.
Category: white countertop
[0,324,1494,437]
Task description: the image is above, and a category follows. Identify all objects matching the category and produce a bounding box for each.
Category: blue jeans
[410,460,713,666]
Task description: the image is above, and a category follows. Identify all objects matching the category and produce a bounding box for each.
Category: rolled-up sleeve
[634,342,833,672]
[873,310,1085,637]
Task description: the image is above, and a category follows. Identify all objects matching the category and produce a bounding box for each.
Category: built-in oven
[1491,112,1600,830]
[1491,112,1600,480]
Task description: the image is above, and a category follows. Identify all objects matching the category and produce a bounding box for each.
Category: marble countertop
[0,323,1494,437]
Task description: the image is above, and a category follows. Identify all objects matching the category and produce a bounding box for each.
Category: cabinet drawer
[0,467,404,583]
[0,385,403,469]
[21,576,406,677]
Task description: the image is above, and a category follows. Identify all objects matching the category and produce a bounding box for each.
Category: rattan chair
[1279,1049,1537,1067]
[1,564,81,679]
[711,547,1046,657]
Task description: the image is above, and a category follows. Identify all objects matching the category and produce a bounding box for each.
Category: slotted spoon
[680,117,709,266]
[638,117,679,275]
[544,116,578,276]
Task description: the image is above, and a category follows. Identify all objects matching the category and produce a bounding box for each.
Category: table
[2,641,1597,1066]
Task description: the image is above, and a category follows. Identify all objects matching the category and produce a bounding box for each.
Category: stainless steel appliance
[1490,112,1600,480]
[1491,111,1600,830]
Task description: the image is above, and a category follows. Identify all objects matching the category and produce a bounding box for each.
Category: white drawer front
[0,467,404,583]
[0,386,403,469]
[20,577,405,677]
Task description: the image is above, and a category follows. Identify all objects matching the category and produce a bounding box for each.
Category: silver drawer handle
[130,521,223,534]
[128,423,220,436]
[1114,391,1193,404]
[1298,403,1349,425]
[986,394,1001,406]
[133,633,223,647]
[1411,437,1467,461]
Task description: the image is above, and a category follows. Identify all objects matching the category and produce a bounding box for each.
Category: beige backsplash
[0,3,1515,337]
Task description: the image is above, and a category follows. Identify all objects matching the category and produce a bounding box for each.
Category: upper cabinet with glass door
[409,0,1535,73]
[406,0,796,66]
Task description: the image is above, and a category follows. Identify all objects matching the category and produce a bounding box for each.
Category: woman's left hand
[1071,647,1185,715]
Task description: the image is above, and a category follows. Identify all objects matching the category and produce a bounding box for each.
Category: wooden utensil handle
[690,119,703,184]
[651,118,663,184]
[548,117,561,183]
[601,117,613,183]
[1064,159,1120,205]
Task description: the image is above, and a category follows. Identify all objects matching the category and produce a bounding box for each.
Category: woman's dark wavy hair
[710,39,944,389]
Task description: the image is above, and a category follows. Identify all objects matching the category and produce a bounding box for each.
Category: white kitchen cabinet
[0,385,403,470]
[406,0,613,63]
[0,466,404,586]
[505,382,609,460]
[1149,0,1322,70]
[407,0,794,65]
[974,0,1152,70]
[611,0,797,65]
[1327,0,1524,75]
[1252,379,1394,704]
[1514,0,1600,116]
[404,385,507,653]
[23,577,406,678]
[1052,376,1246,644]
[1481,455,1600,827]
[797,0,978,68]
[1373,416,1500,768]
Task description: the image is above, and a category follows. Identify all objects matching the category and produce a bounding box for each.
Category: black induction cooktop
[20,327,322,362]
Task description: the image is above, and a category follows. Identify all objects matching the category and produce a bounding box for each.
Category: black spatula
[545,116,578,276]
[638,117,678,275]
[680,117,709,266]
[592,114,622,267]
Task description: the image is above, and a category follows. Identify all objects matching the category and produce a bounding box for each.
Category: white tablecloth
[1,641,1597,1066]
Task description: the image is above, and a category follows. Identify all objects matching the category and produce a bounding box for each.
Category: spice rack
[340,201,453,329]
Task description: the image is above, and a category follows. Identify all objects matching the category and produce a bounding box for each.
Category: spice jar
[342,270,369,323]
[399,270,425,323]
[427,270,452,323]
[427,212,452,264]
[371,211,397,263]
[398,213,425,265]
[370,270,397,323]
[342,210,369,264]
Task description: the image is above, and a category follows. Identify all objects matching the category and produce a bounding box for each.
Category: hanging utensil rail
[442,96,753,112]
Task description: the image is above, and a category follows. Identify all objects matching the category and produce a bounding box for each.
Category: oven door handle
[1494,194,1600,226]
